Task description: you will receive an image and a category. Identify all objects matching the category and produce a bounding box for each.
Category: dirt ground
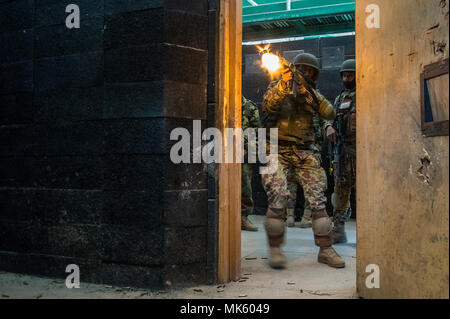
[0,217,357,299]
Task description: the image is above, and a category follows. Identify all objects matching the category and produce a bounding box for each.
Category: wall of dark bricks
[0,0,210,288]
[242,35,356,218]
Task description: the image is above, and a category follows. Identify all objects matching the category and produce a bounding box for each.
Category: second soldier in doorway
[241,96,261,231]
[324,59,356,243]
[261,53,345,269]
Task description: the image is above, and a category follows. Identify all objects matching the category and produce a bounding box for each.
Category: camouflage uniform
[325,88,356,226]
[261,79,336,247]
[286,116,324,226]
[241,96,261,218]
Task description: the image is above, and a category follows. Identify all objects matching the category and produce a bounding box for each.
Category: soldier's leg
[299,200,312,228]
[261,154,290,269]
[331,155,353,243]
[295,150,345,268]
[241,163,258,231]
[286,168,298,227]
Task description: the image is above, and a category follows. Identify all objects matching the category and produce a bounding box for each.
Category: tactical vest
[263,93,316,146]
[335,90,356,147]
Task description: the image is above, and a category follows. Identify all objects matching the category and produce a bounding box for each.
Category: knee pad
[264,218,285,237]
[331,192,349,211]
[312,216,333,236]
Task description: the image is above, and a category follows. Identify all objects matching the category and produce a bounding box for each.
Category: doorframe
[214,0,243,283]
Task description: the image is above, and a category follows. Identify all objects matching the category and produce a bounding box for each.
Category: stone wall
[0,0,210,288]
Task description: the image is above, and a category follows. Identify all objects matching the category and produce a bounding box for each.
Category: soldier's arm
[262,80,290,114]
[322,95,339,131]
[315,91,336,121]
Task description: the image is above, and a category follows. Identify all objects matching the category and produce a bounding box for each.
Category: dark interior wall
[0,0,209,288]
[242,35,355,217]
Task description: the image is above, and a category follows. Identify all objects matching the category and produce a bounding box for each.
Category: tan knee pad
[331,192,349,211]
[312,210,333,246]
[264,218,285,247]
[312,216,333,236]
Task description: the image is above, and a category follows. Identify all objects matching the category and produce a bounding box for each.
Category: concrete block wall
[0,0,210,288]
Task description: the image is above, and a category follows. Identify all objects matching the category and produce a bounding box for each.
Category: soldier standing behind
[324,59,356,243]
[261,53,345,269]
[241,96,261,231]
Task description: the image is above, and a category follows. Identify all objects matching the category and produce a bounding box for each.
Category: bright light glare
[261,53,281,73]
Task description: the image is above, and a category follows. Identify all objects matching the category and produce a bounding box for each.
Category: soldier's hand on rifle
[280,65,293,88]
[326,125,337,144]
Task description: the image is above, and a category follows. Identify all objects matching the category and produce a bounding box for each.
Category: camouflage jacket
[242,96,261,159]
[262,80,335,147]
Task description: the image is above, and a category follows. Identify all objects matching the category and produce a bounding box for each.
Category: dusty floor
[0,216,357,299]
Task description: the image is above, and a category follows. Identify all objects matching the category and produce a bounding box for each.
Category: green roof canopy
[242,0,355,41]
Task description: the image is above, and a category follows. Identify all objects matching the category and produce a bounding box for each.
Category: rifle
[278,56,321,113]
[332,110,347,187]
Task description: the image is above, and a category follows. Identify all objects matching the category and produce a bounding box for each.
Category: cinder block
[163,43,207,85]
[164,160,207,191]
[102,225,164,266]
[0,220,34,253]
[165,0,208,16]
[0,251,103,283]
[104,44,162,83]
[0,156,33,188]
[43,224,103,259]
[0,189,33,221]
[31,122,105,156]
[0,125,34,157]
[0,92,33,125]
[104,9,164,50]
[35,52,103,90]
[104,118,165,155]
[321,36,355,56]
[163,262,207,287]
[0,61,33,94]
[164,10,208,50]
[280,38,320,56]
[105,0,164,15]
[34,18,103,58]
[102,190,163,227]
[0,29,33,65]
[34,87,105,123]
[103,82,164,119]
[102,154,164,191]
[164,81,207,119]
[0,0,34,32]
[164,226,207,264]
[101,263,162,289]
[30,156,104,189]
[31,189,103,225]
[317,69,343,102]
[163,190,207,227]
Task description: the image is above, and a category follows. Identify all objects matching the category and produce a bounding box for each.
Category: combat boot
[286,208,295,227]
[333,220,347,243]
[318,246,345,268]
[241,216,258,231]
[298,208,312,228]
[264,218,286,269]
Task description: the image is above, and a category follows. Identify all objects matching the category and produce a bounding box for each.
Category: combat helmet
[340,59,356,73]
[294,53,320,71]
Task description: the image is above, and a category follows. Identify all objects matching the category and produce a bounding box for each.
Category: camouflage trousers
[332,148,356,222]
[241,163,254,217]
[261,144,328,219]
[286,154,323,214]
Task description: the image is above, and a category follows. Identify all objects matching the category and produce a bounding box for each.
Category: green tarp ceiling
[242,0,355,41]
